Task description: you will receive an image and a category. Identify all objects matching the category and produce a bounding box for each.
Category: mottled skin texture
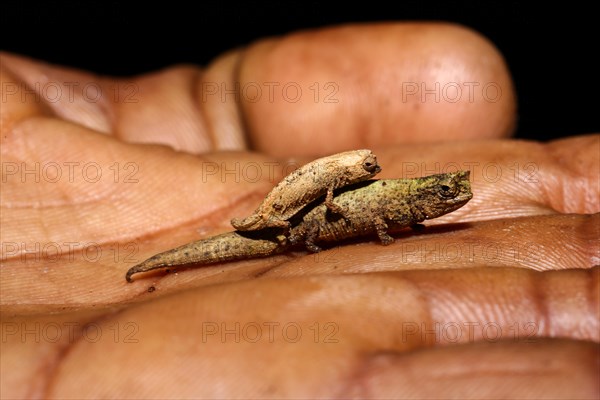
[125,230,285,282]
[230,149,381,231]
[126,171,472,282]
[288,171,472,252]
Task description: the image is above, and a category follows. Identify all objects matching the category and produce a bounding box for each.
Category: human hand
[1,23,598,399]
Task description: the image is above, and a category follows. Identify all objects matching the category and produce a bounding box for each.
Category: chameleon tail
[230,214,262,230]
[126,231,285,282]
[126,252,175,282]
[126,233,239,282]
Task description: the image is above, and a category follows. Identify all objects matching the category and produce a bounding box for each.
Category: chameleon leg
[374,216,394,245]
[324,187,346,216]
[303,220,322,253]
[264,217,291,232]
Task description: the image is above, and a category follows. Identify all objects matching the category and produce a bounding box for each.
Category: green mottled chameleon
[126,171,472,282]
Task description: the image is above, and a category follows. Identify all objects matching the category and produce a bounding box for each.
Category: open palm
[1,23,598,399]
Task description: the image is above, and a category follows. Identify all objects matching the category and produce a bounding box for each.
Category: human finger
[237,22,516,156]
[11,267,595,398]
[1,22,516,157]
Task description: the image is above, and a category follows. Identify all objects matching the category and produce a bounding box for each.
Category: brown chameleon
[230,149,381,231]
[126,171,472,282]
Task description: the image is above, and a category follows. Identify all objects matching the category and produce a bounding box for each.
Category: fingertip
[237,22,516,156]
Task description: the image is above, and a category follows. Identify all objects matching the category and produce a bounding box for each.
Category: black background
[1,1,597,142]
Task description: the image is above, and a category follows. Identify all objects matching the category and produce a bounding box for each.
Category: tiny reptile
[126,171,472,282]
[231,149,381,231]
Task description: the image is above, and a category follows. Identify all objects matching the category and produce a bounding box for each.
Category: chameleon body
[230,149,381,231]
[126,171,472,282]
[288,170,472,252]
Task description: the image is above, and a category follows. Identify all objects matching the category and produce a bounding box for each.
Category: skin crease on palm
[0,21,598,399]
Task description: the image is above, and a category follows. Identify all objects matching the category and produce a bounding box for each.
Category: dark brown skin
[125,171,472,281]
[1,23,598,399]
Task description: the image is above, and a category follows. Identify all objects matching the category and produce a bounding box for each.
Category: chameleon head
[362,152,381,174]
[416,170,473,219]
[338,149,382,181]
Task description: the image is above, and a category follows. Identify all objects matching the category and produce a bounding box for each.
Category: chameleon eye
[439,184,457,198]
[363,159,380,173]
